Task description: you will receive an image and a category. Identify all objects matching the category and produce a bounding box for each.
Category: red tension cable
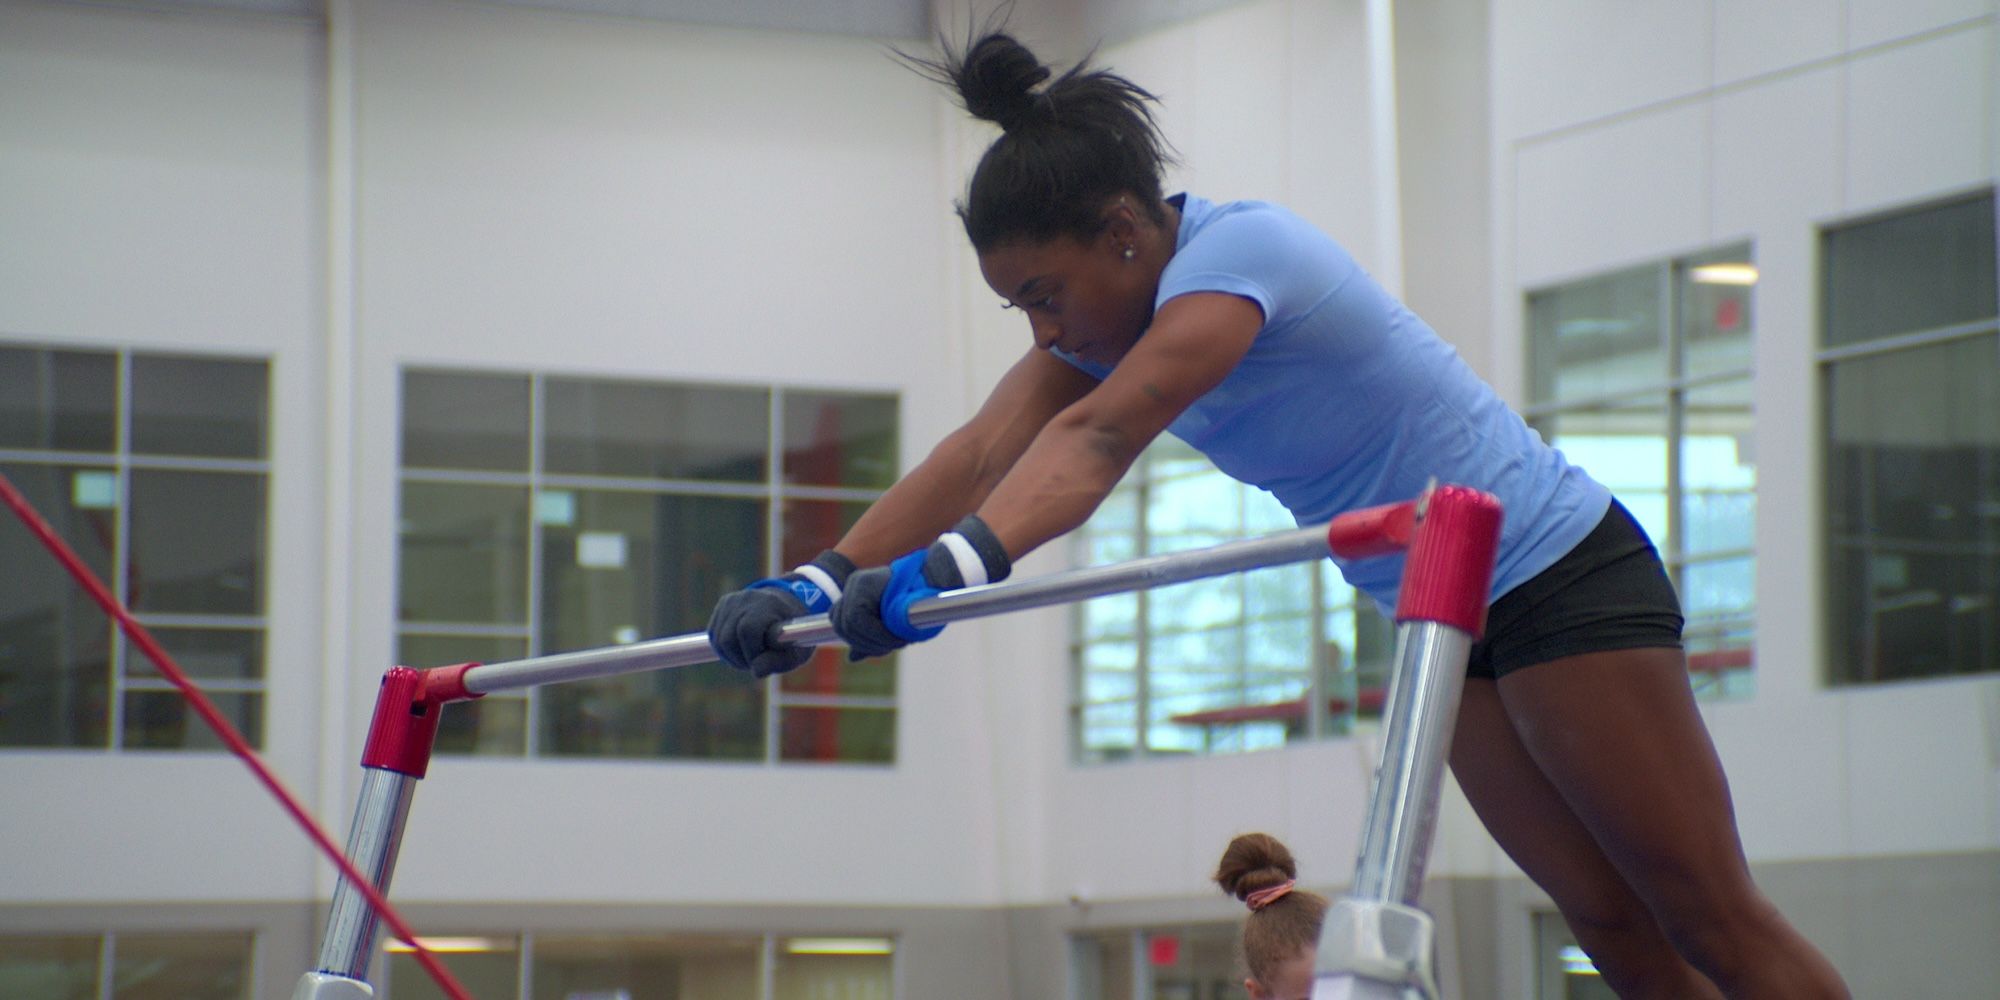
[0,471,472,1000]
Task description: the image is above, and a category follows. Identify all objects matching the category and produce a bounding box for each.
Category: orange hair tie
[1244,880,1295,912]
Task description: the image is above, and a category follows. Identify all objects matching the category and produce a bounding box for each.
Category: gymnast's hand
[831,515,1013,660]
[706,550,856,678]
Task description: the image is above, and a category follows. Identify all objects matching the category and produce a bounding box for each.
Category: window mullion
[523,375,545,758]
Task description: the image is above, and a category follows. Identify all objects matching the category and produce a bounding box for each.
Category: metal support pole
[1315,486,1503,1000]
[314,769,418,979]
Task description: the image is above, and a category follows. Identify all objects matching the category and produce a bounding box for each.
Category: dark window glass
[782,391,899,488]
[779,498,869,569]
[397,482,529,625]
[529,936,760,1000]
[779,647,896,698]
[1825,336,2000,683]
[127,471,265,616]
[539,491,765,759]
[779,704,895,763]
[111,934,253,1000]
[402,370,531,471]
[544,378,769,481]
[0,935,99,1000]
[542,669,764,760]
[122,690,260,751]
[1526,263,1664,405]
[129,355,267,459]
[122,628,262,681]
[0,347,116,453]
[1823,193,1998,347]
[0,463,116,747]
[540,491,765,649]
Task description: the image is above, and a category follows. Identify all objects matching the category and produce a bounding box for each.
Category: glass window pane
[1149,577,1242,633]
[398,483,528,625]
[1141,925,1240,1000]
[780,498,868,570]
[398,633,529,756]
[386,940,520,1000]
[1679,244,1756,379]
[1527,263,1665,404]
[1533,397,1671,552]
[122,628,261,681]
[1823,193,1998,347]
[542,669,763,760]
[541,492,764,650]
[778,646,895,698]
[0,347,117,452]
[0,463,115,747]
[532,935,760,1000]
[537,491,766,759]
[1078,593,1137,642]
[0,935,99,1000]
[782,390,898,488]
[1078,699,1137,762]
[401,370,530,471]
[779,705,895,763]
[1070,932,1135,1000]
[1681,379,1756,559]
[544,378,769,481]
[774,939,893,1000]
[129,355,267,459]
[111,933,253,1000]
[123,690,260,751]
[1825,335,2000,683]
[127,470,265,616]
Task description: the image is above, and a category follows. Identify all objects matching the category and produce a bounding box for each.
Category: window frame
[0,343,272,752]
[1816,187,2000,687]
[1521,243,1760,700]
[394,367,899,764]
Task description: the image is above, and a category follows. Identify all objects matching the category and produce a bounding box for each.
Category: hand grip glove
[706,550,855,678]
[831,515,1012,661]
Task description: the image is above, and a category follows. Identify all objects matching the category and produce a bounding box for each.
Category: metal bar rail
[295,485,1500,1000]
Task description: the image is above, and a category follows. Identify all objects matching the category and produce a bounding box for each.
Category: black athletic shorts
[1465,498,1685,679]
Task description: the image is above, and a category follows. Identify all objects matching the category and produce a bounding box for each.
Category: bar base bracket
[1312,898,1441,1000]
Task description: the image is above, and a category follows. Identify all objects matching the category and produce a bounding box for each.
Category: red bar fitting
[1326,499,1419,559]
[1394,485,1504,636]
[359,663,484,779]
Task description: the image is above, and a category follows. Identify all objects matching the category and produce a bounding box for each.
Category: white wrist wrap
[936,531,989,587]
[791,562,844,603]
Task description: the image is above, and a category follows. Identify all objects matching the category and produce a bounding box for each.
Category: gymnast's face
[977,203,1163,367]
[1245,945,1315,1000]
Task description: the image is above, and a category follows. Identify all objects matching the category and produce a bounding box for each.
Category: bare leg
[1496,648,1849,999]
[1453,677,1723,999]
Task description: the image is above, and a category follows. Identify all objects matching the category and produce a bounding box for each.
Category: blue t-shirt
[1053,194,1610,607]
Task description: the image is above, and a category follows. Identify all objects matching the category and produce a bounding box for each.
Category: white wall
[0,0,327,903]
[1485,2,2000,984]
[0,0,1006,922]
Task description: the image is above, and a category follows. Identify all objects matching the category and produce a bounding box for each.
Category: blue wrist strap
[747,575,833,614]
[882,548,946,643]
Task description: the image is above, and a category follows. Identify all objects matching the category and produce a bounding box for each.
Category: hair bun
[1213,833,1300,902]
[956,33,1052,132]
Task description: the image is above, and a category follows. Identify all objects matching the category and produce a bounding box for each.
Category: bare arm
[976,292,1265,559]
[831,347,1098,566]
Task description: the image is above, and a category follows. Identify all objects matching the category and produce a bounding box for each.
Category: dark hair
[903,30,1175,251]
[1213,833,1330,986]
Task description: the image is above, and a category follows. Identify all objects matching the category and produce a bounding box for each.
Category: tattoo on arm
[1142,382,1167,403]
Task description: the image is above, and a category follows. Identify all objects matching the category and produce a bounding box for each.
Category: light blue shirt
[1054,194,1611,607]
